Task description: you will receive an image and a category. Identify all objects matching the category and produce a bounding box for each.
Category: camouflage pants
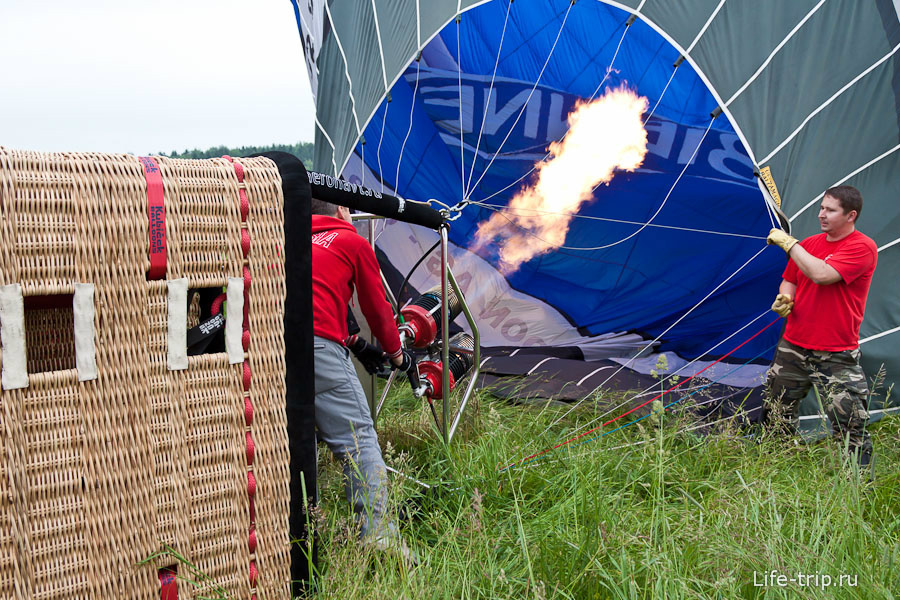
[765,339,872,453]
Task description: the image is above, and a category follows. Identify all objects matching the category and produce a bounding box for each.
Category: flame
[473,85,649,272]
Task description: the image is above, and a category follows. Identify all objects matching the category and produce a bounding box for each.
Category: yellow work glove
[767,228,799,254]
[771,293,793,318]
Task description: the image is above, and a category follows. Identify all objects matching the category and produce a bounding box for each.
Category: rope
[516,405,762,472]
[359,136,366,188]
[463,0,514,199]
[395,57,421,193]
[464,2,575,198]
[463,14,634,208]
[503,316,780,471]
[520,343,775,471]
[376,99,389,196]
[467,64,714,254]
[642,66,679,127]
[324,2,363,137]
[468,47,675,208]
[585,17,633,101]
[373,99,392,244]
[469,200,767,241]
[504,307,773,468]
[573,342,776,447]
[595,245,765,389]
[578,305,771,440]
[559,117,715,252]
[457,14,466,205]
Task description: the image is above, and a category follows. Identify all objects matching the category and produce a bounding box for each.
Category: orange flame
[473,85,649,272]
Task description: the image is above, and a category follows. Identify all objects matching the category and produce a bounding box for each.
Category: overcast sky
[0,0,315,155]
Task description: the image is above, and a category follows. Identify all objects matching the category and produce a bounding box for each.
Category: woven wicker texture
[23,306,76,374]
[240,159,290,597]
[0,148,290,599]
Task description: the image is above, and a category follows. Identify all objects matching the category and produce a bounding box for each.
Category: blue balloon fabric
[348,1,785,361]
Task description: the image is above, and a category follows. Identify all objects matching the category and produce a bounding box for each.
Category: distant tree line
[161,142,314,168]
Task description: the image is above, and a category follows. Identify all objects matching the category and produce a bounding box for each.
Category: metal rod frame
[447,264,480,443]
[440,226,450,442]
[367,219,378,416]
[352,213,400,424]
[362,219,480,445]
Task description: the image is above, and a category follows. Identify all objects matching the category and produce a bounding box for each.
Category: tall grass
[306,387,900,599]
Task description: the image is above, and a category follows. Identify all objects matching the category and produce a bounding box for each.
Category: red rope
[509,316,781,469]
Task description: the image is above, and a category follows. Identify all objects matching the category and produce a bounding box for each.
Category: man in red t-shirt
[310,196,416,555]
[765,185,877,472]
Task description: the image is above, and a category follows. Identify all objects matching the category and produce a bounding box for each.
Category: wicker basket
[0,148,291,599]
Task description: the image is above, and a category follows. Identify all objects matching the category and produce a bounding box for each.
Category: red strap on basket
[223,155,259,593]
[140,156,167,280]
[158,566,178,599]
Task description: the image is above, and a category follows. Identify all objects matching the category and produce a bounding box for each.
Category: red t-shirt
[311,215,401,357]
[782,230,877,351]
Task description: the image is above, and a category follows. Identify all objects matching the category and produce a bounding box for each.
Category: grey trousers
[313,336,388,538]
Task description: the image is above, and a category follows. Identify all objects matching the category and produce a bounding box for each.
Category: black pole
[253,151,318,595]
[307,171,445,230]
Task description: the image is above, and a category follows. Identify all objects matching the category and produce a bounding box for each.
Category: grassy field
[304,385,900,599]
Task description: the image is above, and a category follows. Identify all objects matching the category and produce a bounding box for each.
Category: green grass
[305,386,900,599]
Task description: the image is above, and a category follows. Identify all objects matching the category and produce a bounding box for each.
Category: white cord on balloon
[468,19,668,209]
[478,117,716,253]
[395,58,421,193]
[515,405,762,472]
[376,98,390,196]
[463,0,513,199]
[505,301,772,468]
[463,2,576,199]
[457,15,466,205]
[469,201,767,240]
